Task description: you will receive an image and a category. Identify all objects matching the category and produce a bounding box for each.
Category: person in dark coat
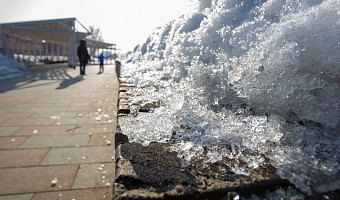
[77,40,91,75]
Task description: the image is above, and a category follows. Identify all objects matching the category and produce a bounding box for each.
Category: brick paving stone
[0,64,118,198]
[25,107,68,113]
[14,103,55,108]
[73,124,115,134]
[92,102,118,108]
[0,194,34,200]
[0,165,78,195]
[88,133,115,146]
[0,113,34,120]
[41,146,115,165]
[0,136,29,149]
[55,102,90,107]
[55,118,105,125]
[66,107,98,112]
[1,118,56,126]
[30,112,77,118]
[74,110,101,118]
[0,149,49,168]
[19,135,90,149]
[72,163,115,189]
[13,126,77,136]
[0,127,21,136]
[32,187,112,200]
[0,108,28,113]
[37,99,70,103]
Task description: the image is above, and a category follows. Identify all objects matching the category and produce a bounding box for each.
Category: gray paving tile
[1,118,56,126]
[73,124,115,134]
[0,149,49,168]
[0,108,28,113]
[38,99,70,103]
[88,133,115,146]
[31,112,77,118]
[32,188,112,200]
[55,102,90,107]
[72,162,115,189]
[0,127,20,136]
[0,65,119,196]
[55,118,103,125]
[0,137,29,149]
[66,107,98,112]
[0,165,78,195]
[41,146,115,165]
[0,194,34,200]
[13,126,76,136]
[25,107,67,113]
[0,113,34,120]
[19,135,90,148]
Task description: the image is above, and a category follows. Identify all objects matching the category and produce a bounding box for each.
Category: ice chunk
[51,178,58,186]
[50,116,60,119]
[121,0,340,195]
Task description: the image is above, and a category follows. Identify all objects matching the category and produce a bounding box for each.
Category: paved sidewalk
[0,64,119,199]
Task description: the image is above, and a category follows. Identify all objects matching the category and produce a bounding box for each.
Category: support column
[28,40,31,62]
[67,21,77,68]
[10,37,14,59]
[15,38,19,61]
[1,26,8,56]
[40,43,42,62]
[63,44,67,61]
[51,43,54,62]
[45,42,48,61]
[33,41,36,63]
[110,47,113,64]
[21,40,25,62]
[57,43,60,61]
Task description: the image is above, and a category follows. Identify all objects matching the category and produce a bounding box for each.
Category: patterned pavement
[0,64,119,200]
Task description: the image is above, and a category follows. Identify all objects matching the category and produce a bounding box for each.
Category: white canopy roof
[1,18,91,44]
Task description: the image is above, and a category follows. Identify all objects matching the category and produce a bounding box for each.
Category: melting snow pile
[0,54,27,80]
[120,0,340,195]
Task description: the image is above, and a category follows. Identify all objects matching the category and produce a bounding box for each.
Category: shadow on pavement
[0,64,80,93]
[56,75,83,90]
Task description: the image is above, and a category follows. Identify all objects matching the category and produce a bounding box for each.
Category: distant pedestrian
[77,40,91,75]
[97,53,106,72]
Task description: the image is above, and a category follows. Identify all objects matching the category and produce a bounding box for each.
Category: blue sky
[0,0,194,52]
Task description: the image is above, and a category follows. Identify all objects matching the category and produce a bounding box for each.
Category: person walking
[97,53,105,73]
[77,40,91,75]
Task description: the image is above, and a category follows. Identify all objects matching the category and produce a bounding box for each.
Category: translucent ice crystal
[121,0,340,195]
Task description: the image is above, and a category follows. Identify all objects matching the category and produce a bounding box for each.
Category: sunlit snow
[120,0,340,195]
[0,54,27,80]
